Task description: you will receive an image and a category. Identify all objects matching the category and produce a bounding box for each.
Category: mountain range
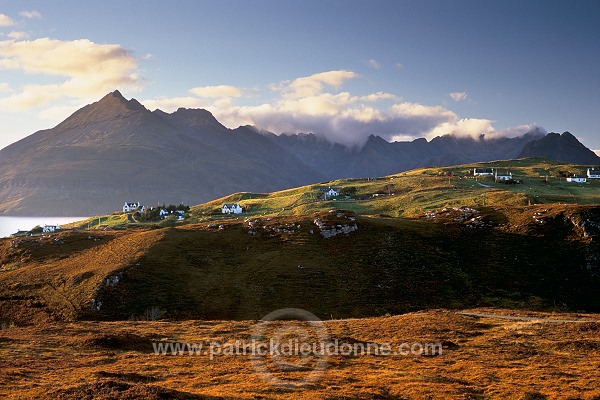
[0,90,598,216]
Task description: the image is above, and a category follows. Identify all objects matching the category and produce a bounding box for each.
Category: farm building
[42,225,60,233]
[473,168,494,176]
[494,171,512,182]
[566,175,587,183]
[587,169,600,179]
[319,187,339,199]
[123,202,145,213]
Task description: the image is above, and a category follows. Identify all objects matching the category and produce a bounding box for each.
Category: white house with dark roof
[566,175,587,183]
[222,203,243,214]
[319,187,339,199]
[587,168,600,179]
[494,171,512,182]
[473,168,494,176]
[123,202,144,213]
[42,225,60,233]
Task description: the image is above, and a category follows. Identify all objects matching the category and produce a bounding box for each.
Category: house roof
[319,187,337,192]
[588,169,600,175]
[223,203,240,208]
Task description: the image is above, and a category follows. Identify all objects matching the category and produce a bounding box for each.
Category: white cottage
[319,187,339,199]
[222,203,243,214]
[566,175,587,183]
[473,168,494,176]
[587,168,600,179]
[42,225,59,233]
[495,171,512,182]
[123,202,144,213]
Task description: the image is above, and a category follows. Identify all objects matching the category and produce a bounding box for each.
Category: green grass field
[185,157,600,220]
[65,157,600,230]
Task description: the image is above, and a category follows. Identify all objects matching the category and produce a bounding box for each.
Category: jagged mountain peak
[364,134,389,146]
[519,131,600,164]
[55,90,150,131]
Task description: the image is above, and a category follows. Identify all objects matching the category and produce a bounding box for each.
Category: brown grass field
[1,308,599,399]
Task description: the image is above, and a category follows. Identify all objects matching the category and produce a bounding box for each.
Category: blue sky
[1,0,599,150]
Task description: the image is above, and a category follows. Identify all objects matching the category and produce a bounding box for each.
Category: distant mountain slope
[0,91,323,215]
[518,132,600,164]
[0,91,598,215]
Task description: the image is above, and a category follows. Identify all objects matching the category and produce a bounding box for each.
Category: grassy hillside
[2,204,599,324]
[63,158,600,231]
[185,157,600,221]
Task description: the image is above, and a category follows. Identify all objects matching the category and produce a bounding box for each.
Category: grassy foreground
[0,309,598,399]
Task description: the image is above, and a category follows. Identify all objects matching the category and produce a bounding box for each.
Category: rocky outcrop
[313,210,358,238]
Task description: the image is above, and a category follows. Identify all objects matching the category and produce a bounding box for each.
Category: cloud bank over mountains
[143,70,544,147]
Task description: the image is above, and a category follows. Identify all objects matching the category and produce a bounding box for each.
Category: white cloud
[206,71,466,146]
[190,85,241,98]
[0,37,140,111]
[0,84,61,111]
[277,70,358,98]
[38,104,80,121]
[367,59,380,69]
[449,91,468,102]
[0,13,15,27]
[357,92,400,102]
[395,62,404,69]
[7,31,28,40]
[495,124,547,138]
[19,10,42,19]
[594,150,600,157]
[0,82,9,91]
[144,70,540,147]
[426,118,495,140]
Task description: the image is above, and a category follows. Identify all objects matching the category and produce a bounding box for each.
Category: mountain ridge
[0,91,598,216]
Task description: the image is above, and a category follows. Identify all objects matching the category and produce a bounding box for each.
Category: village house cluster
[122,202,187,220]
[561,167,600,183]
[473,167,600,184]
[473,168,514,182]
